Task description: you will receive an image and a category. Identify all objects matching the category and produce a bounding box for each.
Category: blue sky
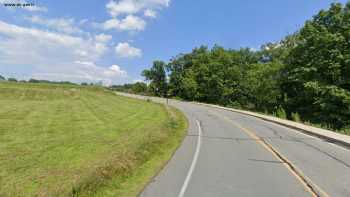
[0,0,347,85]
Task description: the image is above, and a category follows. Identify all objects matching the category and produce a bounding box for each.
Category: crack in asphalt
[206,110,326,197]
[264,125,350,169]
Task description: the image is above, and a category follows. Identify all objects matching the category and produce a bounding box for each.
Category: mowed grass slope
[0,82,187,197]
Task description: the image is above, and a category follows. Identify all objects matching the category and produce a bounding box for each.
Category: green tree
[29,79,40,83]
[139,1,350,132]
[241,62,283,112]
[0,75,5,81]
[142,61,167,97]
[281,2,350,129]
[131,82,148,94]
[167,46,209,99]
[7,78,18,82]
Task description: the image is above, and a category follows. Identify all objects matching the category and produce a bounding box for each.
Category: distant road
[117,93,350,197]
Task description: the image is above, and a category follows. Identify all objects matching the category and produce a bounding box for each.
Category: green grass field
[0,82,187,197]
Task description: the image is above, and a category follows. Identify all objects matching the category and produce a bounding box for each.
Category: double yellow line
[209,110,330,197]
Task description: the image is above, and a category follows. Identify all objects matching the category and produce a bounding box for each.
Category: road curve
[118,93,350,197]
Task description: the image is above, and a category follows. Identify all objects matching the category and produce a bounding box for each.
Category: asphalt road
[118,93,350,197]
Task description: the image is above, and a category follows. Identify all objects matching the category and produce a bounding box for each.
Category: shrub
[274,106,287,119]
[7,78,18,82]
[291,112,301,122]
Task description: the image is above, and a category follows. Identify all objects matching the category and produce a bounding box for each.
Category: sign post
[166,93,170,105]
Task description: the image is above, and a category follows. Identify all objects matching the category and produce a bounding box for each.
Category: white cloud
[0,20,104,64]
[74,61,127,78]
[106,0,169,17]
[101,15,146,32]
[95,33,112,43]
[104,65,127,77]
[79,19,89,25]
[29,61,127,86]
[101,0,170,32]
[106,0,140,17]
[115,42,142,58]
[144,9,157,18]
[0,0,47,12]
[101,18,120,30]
[75,61,127,78]
[32,63,127,86]
[0,20,126,84]
[25,16,83,34]
[119,15,146,31]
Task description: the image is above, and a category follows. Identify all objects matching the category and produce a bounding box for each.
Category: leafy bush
[274,106,287,119]
[291,112,301,122]
[7,78,17,82]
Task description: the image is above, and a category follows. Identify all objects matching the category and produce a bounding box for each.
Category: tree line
[109,82,148,94]
[0,76,78,85]
[141,2,350,132]
[0,76,106,86]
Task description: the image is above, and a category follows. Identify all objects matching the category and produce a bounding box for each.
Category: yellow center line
[208,110,331,197]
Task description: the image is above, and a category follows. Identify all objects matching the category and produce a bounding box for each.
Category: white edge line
[178,120,202,197]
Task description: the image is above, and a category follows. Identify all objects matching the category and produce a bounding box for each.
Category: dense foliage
[142,2,350,132]
[281,3,350,130]
[0,76,78,85]
[109,82,149,95]
[142,60,168,97]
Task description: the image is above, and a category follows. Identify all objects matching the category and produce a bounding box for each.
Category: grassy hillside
[0,82,187,197]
